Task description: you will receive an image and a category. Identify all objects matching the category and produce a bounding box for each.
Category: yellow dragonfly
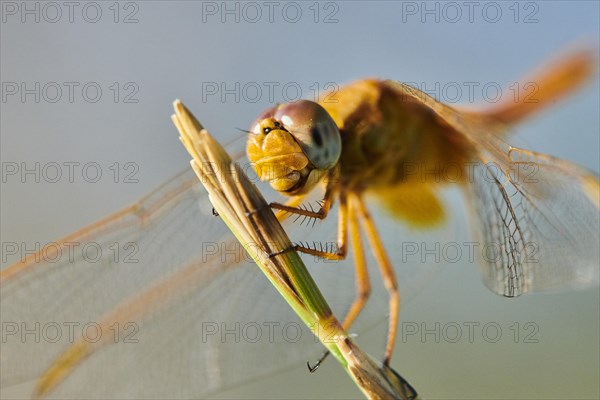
[1,47,598,399]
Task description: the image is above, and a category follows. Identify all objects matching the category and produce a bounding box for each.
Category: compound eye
[273,100,341,170]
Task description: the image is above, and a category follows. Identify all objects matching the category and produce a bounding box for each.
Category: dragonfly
[1,47,599,399]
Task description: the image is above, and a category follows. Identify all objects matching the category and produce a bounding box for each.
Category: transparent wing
[1,167,321,399]
[1,156,440,398]
[466,147,600,296]
[383,80,599,297]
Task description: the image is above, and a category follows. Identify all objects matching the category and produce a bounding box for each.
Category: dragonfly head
[246,100,341,195]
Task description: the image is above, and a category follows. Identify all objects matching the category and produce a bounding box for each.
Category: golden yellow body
[2,47,598,398]
[245,47,599,366]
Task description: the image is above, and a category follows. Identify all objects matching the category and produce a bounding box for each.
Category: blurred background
[1,1,598,399]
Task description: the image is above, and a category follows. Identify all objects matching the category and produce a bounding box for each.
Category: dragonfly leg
[305,194,372,372]
[356,195,399,366]
[292,190,347,261]
[269,179,336,221]
[270,178,347,260]
[340,193,371,330]
[246,193,308,221]
[307,351,331,373]
[273,195,307,221]
[247,191,311,222]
